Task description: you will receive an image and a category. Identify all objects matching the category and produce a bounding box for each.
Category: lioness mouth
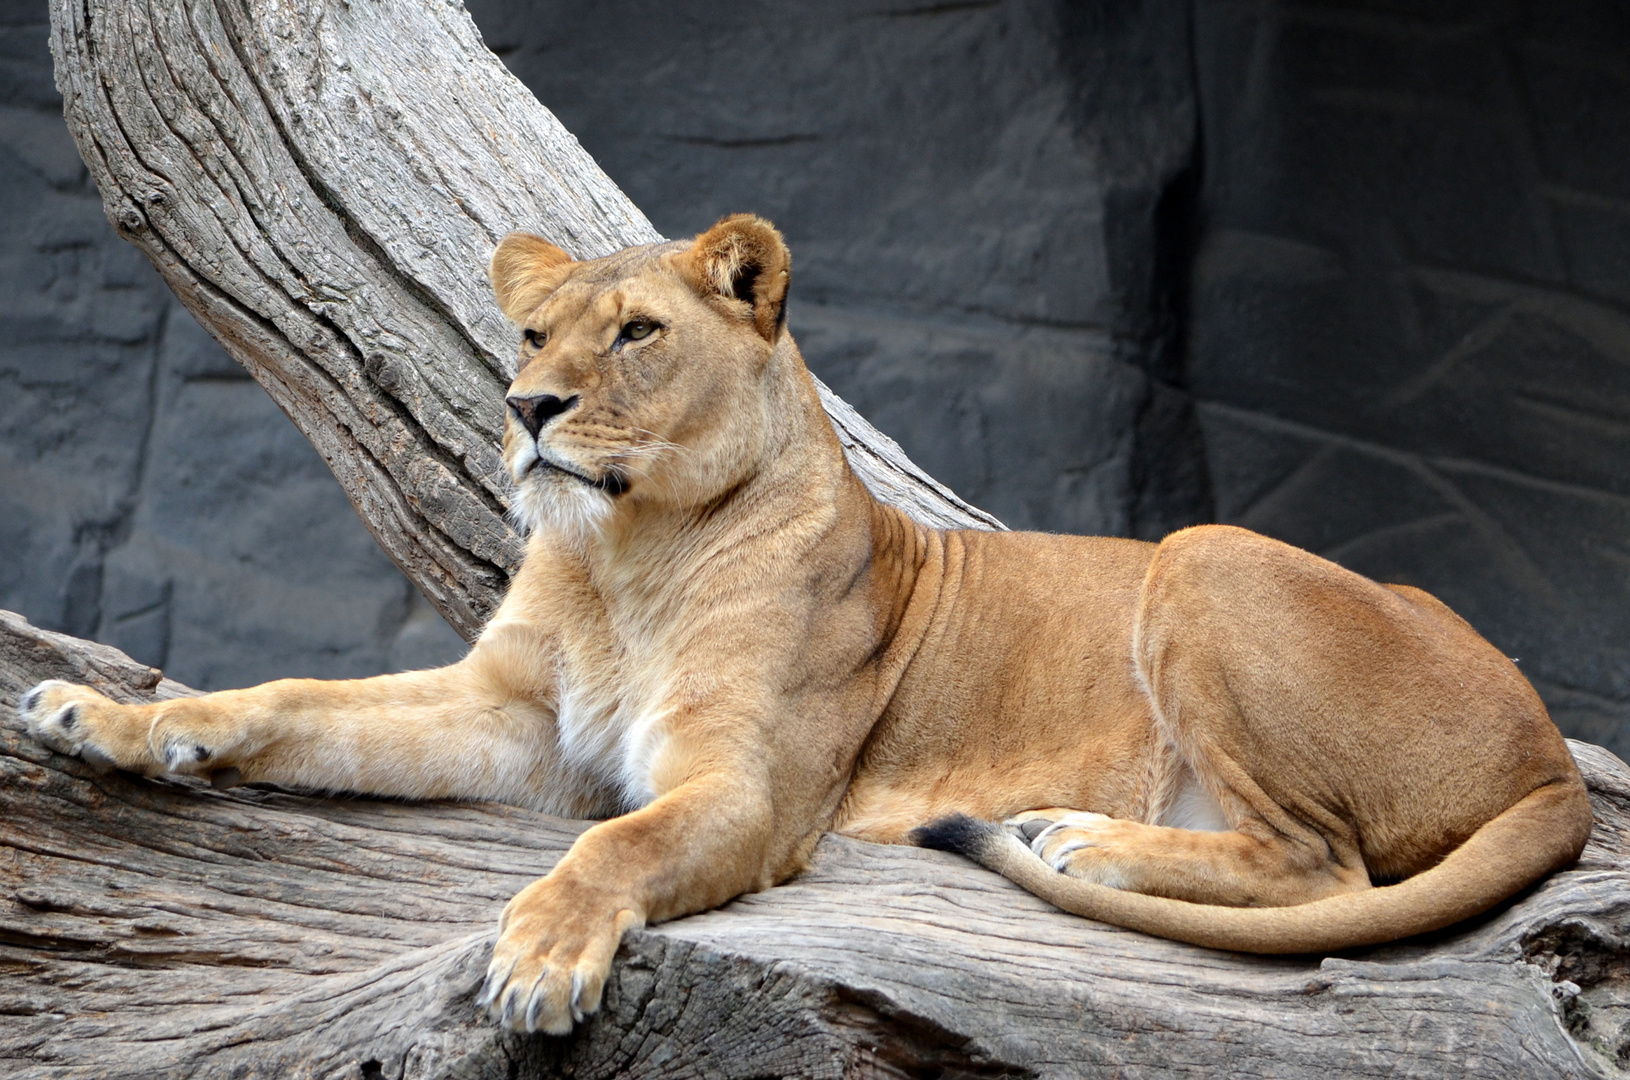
[531,457,628,497]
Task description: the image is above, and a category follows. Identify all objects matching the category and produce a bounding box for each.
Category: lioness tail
[911,780,1592,954]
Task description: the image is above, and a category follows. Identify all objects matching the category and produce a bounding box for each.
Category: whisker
[631,427,692,456]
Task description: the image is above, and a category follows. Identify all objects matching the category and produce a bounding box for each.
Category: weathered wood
[3,612,1629,1079]
[32,0,1630,1076]
[47,0,999,641]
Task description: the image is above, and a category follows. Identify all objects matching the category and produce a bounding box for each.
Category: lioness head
[489,215,792,539]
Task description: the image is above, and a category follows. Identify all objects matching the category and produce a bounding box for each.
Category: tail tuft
[910,813,1006,859]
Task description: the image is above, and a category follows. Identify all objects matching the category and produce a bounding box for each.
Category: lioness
[20,215,1591,1035]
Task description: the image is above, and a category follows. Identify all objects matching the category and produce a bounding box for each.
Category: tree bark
[47,0,999,642]
[3,609,1629,1079]
[19,0,1630,1077]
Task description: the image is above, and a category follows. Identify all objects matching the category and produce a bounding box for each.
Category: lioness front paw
[19,680,149,773]
[476,876,642,1035]
[19,681,239,782]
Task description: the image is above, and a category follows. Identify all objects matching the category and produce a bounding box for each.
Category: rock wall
[468,0,1209,539]
[0,0,467,687]
[0,0,1625,753]
[1188,0,1630,753]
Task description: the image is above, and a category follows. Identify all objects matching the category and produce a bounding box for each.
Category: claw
[569,969,586,1024]
[523,969,551,1031]
[498,981,522,1028]
[1053,838,1091,857]
[1027,820,1066,853]
[1050,837,1093,871]
[1018,818,1053,843]
[477,954,515,1010]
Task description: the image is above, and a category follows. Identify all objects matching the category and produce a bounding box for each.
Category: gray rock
[0,2,461,689]
[1189,0,1630,756]
[0,0,1623,759]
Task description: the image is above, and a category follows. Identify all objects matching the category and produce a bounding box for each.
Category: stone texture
[1188,0,1630,757]
[0,0,465,688]
[468,0,1209,538]
[0,0,1625,759]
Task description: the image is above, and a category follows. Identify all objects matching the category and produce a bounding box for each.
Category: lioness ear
[489,232,576,324]
[677,214,791,342]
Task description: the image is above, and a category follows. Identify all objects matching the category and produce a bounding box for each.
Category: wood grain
[3,609,1628,1079]
[33,0,1630,1075]
[48,0,999,642]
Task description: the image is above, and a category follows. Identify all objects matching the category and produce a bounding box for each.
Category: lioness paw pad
[19,681,112,769]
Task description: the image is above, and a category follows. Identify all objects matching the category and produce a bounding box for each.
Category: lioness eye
[623,320,655,341]
[523,328,546,349]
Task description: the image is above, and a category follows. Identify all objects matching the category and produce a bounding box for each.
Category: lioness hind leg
[1122,524,1563,912]
[1004,808,1368,907]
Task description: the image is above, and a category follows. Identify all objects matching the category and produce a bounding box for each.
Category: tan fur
[20,216,1592,1032]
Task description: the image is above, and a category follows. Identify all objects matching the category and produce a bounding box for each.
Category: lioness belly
[834,532,1162,842]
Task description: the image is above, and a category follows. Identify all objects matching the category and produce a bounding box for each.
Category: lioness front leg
[19,654,565,806]
[478,766,785,1034]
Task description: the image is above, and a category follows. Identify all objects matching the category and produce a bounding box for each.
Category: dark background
[2,1,1626,753]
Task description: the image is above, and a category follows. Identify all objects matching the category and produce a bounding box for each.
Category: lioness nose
[505,393,577,438]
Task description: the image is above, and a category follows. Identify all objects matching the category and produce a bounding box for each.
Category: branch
[49,0,998,640]
[31,1,1630,1077]
[2,610,1627,1078]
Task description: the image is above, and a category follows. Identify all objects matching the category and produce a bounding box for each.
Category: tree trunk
[47,0,999,642]
[3,610,1629,1078]
[15,0,1630,1077]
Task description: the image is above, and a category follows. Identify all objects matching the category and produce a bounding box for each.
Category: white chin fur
[510,470,615,544]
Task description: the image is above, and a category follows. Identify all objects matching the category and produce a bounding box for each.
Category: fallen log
[25,0,1630,1076]
[3,611,1629,1078]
